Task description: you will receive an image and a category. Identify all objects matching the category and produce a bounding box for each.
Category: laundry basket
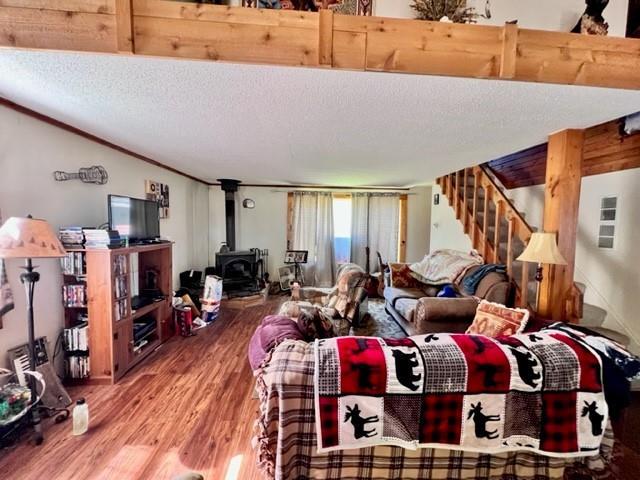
[0,368,45,427]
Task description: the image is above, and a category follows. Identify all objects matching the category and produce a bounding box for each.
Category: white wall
[208,186,288,277]
[429,184,473,253]
[375,0,630,37]
[0,105,209,368]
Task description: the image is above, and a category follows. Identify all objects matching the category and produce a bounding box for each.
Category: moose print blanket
[314,332,607,457]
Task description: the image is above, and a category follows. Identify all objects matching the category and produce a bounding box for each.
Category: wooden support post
[116,0,134,53]
[318,9,334,66]
[538,129,584,321]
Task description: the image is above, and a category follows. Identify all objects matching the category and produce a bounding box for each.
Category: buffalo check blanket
[255,340,614,480]
[314,332,608,457]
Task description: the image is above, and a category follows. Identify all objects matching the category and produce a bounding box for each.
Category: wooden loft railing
[436,165,584,317]
[0,1,639,90]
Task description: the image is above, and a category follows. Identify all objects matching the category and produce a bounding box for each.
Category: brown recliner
[384,264,512,336]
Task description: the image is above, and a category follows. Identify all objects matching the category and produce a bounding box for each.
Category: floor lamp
[516,231,567,311]
[0,215,67,445]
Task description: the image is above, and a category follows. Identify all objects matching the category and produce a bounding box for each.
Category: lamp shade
[517,232,567,265]
[0,216,66,259]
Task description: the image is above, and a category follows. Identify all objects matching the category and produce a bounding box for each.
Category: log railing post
[506,216,514,279]
[471,169,480,246]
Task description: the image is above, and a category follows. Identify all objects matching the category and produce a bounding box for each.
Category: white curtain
[368,194,400,270]
[291,192,335,287]
[350,193,400,272]
[350,193,369,271]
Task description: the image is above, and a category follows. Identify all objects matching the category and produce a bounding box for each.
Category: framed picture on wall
[145,180,170,219]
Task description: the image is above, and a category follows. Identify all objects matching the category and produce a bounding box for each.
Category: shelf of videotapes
[113,254,130,321]
[62,284,87,308]
[64,321,90,379]
[61,251,86,277]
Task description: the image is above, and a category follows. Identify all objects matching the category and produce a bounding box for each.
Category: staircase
[436,165,581,315]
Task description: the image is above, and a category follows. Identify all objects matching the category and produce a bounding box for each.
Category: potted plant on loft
[411,0,491,23]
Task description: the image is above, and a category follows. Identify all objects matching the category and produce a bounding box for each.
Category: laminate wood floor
[0,298,275,480]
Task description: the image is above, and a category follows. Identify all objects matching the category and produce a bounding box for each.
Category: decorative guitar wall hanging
[53,166,109,185]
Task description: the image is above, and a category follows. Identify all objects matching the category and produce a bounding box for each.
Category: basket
[0,368,46,427]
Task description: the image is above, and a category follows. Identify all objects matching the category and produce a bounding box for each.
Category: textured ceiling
[1,50,640,187]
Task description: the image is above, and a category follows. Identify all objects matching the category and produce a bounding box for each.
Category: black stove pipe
[218,179,240,251]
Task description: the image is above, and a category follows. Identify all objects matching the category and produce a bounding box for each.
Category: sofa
[384,262,511,335]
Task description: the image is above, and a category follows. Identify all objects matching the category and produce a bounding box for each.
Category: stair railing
[437,165,534,309]
[437,165,584,318]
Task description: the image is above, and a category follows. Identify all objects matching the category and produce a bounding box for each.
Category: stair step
[580,303,607,327]
[575,282,587,295]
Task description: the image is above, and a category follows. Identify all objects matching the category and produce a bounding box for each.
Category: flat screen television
[108,195,160,243]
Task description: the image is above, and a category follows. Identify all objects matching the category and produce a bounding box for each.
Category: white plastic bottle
[72,398,89,435]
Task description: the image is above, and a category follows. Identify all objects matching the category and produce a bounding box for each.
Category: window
[332,195,352,264]
[597,196,617,249]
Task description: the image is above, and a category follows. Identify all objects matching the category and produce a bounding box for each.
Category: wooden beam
[487,118,640,189]
[115,0,133,53]
[499,23,518,79]
[318,8,333,66]
[538,129,584,321]
[1,1,639,90]
[0,97,210,186]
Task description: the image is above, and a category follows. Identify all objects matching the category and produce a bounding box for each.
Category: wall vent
[597,196,617,249]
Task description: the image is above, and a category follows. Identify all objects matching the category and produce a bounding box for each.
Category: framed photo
[284,250,308,264]
[278,265,296,291]
[145,180,170,219]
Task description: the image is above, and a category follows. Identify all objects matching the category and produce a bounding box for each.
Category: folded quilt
[409,249,483,285]
[314,332,607,457]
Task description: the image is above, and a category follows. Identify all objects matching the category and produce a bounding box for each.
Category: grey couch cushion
[384,287,425,307]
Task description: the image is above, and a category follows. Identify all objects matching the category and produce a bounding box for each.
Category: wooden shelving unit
[79,242,174,384]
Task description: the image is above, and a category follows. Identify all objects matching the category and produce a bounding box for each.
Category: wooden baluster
[462,169,469,233]
[482,184,491,259]
[493,200,502,263]
[471,170,480,246]
[453,171,459,218]
[520,260,529,308]
[506,216,514,279]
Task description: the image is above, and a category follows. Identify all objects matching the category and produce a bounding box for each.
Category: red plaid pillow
[466,300,529,337]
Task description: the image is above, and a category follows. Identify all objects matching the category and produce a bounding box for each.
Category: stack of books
[83,229,124,249]
[59,226,84,249]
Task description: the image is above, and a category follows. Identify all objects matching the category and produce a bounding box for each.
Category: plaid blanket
[314,333,607,456]
[255,340,614,480]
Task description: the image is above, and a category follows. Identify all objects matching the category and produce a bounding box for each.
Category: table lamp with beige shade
[516,231,567,310]
[0,215,68,445]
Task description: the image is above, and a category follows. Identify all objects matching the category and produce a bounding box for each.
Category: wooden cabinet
[83,243,173,384]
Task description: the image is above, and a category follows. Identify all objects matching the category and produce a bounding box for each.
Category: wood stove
[215,179,264,296]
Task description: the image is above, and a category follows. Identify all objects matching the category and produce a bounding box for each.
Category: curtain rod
[211,183,411,191]
[269,188,414,194]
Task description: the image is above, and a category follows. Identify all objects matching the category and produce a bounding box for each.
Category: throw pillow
[466,300,529,337]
